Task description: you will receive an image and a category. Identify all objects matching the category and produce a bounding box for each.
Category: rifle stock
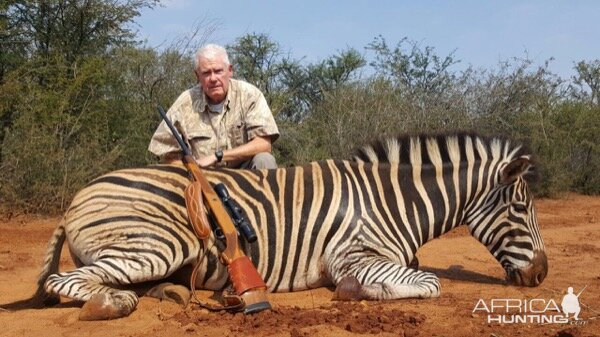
[181,155,244,263]
[157,105,271,314]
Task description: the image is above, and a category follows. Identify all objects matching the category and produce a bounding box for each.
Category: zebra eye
[512,203,528,213]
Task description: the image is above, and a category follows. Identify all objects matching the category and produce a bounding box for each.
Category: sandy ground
[1,193,599,337]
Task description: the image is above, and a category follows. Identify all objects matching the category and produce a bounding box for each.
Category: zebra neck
[388,160,491,244]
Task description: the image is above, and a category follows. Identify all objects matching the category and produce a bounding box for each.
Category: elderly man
[149,44,279,169]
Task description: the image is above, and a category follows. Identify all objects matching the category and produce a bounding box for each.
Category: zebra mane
[352,131,537,179]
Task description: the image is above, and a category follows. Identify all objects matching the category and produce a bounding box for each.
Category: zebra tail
[0,218,66,310]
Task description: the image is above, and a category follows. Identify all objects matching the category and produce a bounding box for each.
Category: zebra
[2,132,547,320]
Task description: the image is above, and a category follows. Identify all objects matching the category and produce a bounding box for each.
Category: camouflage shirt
[148,79,279,161]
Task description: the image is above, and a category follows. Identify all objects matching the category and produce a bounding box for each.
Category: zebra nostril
[535,272,544,285]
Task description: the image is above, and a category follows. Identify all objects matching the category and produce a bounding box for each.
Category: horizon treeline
[1,1,599,214]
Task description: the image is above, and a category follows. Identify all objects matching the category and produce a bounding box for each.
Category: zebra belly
[262,257,332,292]
[64,211,201,280]
[189,247,331,292]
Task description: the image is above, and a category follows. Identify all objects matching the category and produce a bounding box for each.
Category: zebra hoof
[333,276,364,301]
[146,283,191,307]
[79,292,135,320]
[146,282,174,299]
[163,285,191,307]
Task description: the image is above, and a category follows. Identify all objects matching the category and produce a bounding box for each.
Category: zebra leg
[329,256,441,301]
[408,256,419,269]
[44,259,154,320]
[146,282,191,307]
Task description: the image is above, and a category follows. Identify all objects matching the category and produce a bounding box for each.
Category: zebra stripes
[29,132,546,319]
[353,133,546,283]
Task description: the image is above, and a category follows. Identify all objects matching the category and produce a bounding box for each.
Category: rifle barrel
[156,105,193,157]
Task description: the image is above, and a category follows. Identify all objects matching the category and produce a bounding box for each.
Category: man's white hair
[195,44,230,69]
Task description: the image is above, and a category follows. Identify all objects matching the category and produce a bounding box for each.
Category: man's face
[195,57,233,104]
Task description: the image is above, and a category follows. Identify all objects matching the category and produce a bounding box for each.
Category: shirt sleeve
[148,105,185,158]
[244,88,280,142]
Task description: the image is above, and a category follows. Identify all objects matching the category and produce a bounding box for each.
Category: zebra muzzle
[506,250,548,287]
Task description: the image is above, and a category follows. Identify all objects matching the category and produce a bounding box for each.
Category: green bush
[2,20,600,214]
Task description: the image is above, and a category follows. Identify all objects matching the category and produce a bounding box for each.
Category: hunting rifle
[156,105,271,314]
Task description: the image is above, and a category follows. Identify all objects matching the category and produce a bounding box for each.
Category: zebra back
[352,132,537,181]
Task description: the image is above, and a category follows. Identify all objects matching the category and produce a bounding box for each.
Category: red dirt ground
[1,193,599,337]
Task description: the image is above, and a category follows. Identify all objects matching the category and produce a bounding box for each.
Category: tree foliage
[282,48,365,121]
[367,35,459,96]
[228,33,365,121]
[571,60,600,105]
[5,1,159,60]
[0,5,599,213]
[0,0,162,212]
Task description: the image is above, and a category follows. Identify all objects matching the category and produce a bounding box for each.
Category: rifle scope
[213,183,258,243]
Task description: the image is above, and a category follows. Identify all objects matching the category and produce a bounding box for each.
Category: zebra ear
[500,157,532,185]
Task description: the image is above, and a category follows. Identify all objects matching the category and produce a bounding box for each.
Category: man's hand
[197,154,218,168]
[192,136,274,168]
[160,152,182,164]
